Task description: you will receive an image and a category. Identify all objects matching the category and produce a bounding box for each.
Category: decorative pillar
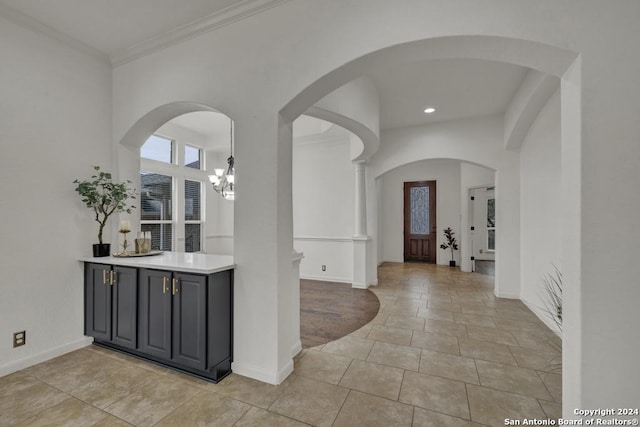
[291,251,304,358]
[354,161,367,237]
[353,161,370,288]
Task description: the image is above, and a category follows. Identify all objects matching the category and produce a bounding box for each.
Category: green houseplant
[74,166,136,257]
[440,227,459,267]
[541,266,563,372]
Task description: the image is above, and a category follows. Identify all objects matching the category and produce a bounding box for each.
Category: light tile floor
[0,263,562,426]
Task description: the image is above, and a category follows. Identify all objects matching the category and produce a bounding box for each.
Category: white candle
[119,220,130,232]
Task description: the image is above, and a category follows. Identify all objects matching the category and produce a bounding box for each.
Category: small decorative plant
[440,227,459,266]
[73,166,137,245]
[542,266,563,333]
[541,265,563,372]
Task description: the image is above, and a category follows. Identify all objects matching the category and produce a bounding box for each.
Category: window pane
[185,224,201,253]
[410,186,429,234]
[140,172,172,220]
[141,135,173,163]
[487,198,495,227]
[141,224,173,251]
[185,145,201,169]
[488,229,496,251]
[185,180,201,221]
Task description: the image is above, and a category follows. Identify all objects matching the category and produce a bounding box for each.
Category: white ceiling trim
[111,0,291,66]
[0,2,109,64]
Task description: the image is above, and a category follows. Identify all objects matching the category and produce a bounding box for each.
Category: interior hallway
[0,263,561,426]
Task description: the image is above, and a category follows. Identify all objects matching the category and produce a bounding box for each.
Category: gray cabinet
[85,263,137,350]
[85,262,233,382]
[139,270,207,370]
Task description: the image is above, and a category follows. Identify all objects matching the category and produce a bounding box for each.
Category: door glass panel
[487,198,495,227]
[410,186,429,234]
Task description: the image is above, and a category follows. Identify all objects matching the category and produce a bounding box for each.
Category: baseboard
[232,359,293,385]
[353,279,378,289]
[291,340,302,358]
[0,336,92,377]
[521,298,562,336]
[277,359,294,384]
[494,290,520,299]
[300,274,352,284]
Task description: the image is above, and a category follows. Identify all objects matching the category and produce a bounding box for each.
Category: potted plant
[74,166,136,257]
[440,227,459,267]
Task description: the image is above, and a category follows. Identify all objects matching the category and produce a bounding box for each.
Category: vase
[449,260,456,267]
[93,243,111,257]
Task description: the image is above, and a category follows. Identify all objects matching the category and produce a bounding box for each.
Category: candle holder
[119,229,130,255]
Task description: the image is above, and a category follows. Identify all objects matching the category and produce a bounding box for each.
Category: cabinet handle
[162,277,168,294]
[103,270,107,285]
[172,278,179,295]
[110,270,115,286]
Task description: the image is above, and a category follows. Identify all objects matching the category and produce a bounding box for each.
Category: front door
[404,180,437,263]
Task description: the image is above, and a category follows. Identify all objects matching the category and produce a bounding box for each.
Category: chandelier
[209,120,235,201]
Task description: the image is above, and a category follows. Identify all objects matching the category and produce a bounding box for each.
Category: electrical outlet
[322,265,326,271]
[13,331,26,348]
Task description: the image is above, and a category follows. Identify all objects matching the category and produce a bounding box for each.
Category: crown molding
[0,2,110,65]
[111,0,292,66]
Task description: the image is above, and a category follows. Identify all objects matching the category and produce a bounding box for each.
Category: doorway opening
[469,186,495,276]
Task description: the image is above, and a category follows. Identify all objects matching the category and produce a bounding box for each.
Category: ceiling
[0,1,529,148]
[366,58,527,130]
[0,0,240,56]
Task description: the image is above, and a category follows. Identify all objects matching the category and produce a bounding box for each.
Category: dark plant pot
[92,243,111,257]
[449,260,456,267]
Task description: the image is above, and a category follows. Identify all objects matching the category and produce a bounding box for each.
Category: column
[352,161,370,288]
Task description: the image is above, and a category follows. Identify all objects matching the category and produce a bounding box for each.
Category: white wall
[520,90,562,333]
[379,159,461,265]
[0,16,112,374]
[293,137,354,282]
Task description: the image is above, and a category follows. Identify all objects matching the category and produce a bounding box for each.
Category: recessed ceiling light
[424,107,436,114]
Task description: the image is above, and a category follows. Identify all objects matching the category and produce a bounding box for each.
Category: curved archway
[119,101,223,149]
[116,101,234,255]
[279,35,577,123]
[278,33,578,314]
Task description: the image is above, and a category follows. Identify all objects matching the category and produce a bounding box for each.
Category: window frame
[140,133,207,253]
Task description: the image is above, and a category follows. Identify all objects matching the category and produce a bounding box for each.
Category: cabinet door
[85,263,112,341]
[139,269,172,360]
[172,272,207,370]
[111,266,137,349]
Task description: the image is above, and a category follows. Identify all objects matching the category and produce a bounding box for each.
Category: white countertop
[79,252,235,274]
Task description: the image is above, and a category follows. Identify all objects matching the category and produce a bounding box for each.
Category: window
[141,135,173,163]
[140,172,173,251]
[185,145,201,169]
[140,133,206,253]
[184,180,202,252]
[487,197,495,251]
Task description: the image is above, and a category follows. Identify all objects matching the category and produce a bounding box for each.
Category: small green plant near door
[440,227,459,267]
[74,166,136,256]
